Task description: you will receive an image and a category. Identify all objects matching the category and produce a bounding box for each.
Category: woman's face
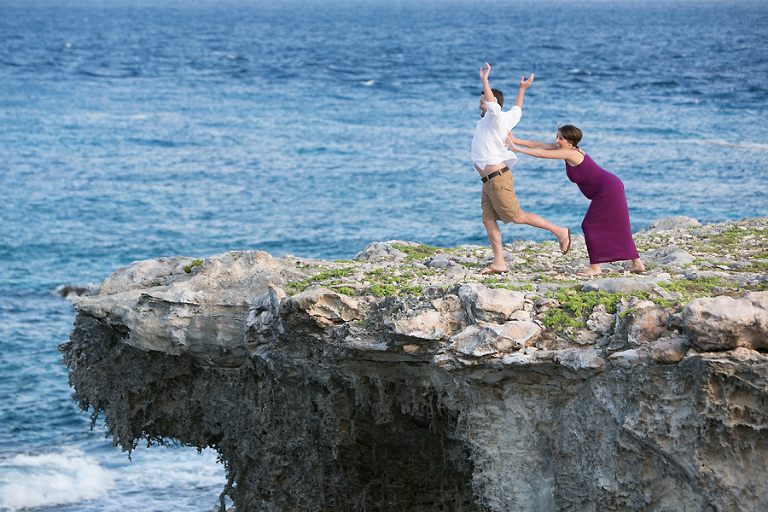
[555,131,571,149]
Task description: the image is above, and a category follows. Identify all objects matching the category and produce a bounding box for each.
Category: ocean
[0,0,766,509]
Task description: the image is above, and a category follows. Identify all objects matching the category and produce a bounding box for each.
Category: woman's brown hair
[558,124,583,149]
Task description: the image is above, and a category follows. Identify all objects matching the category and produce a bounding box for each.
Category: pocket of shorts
[492,178,510,192]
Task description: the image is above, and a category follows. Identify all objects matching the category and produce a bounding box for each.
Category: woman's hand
[506,131,520,149]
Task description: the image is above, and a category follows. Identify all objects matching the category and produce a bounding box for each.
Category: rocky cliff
[61,216,768,512]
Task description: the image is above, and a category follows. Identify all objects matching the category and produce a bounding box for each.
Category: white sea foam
[0,449,115,511]
[361,80,375,86]
[699,139,768,152]
[116,445,224,491]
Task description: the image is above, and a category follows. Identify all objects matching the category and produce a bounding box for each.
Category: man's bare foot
[558,228,572,255]
[480,265,508,275]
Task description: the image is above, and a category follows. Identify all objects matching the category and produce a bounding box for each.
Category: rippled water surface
[1,0,766,509]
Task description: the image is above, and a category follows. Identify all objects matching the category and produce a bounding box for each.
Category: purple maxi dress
[565,154,640,264]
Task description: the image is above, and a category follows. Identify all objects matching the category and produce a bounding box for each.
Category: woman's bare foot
[627,258,646,274]
[480,265,508,275]
[576,264,601,277]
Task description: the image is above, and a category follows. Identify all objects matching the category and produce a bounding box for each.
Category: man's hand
[479,62,491,83]
[519,74,534,90]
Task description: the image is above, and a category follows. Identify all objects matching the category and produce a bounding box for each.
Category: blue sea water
[0,0,766,509]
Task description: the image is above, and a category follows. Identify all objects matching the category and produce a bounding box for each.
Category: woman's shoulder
[566,149,587,167]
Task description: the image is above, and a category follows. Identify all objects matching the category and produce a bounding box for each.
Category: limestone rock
[586,304,614,335]
[554,347,608,375]
[385,295,467,340]
[684,269,742,284]
[426,254,452,268]
[582,277,659,294]
[642,247,695,268]
[458,284,526,324]
[648,337,689,364]
[284,288,360,325]
[637,215,702,233]
[354,240,412,261]
[608,349,649,368]
[99,256,200,295]
[626,303,670,345]
[683,291,768,352]
[448,321,541,357]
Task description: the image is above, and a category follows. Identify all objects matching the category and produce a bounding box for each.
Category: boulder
[641,247,695,268]
[99,256,200,295]
[683,292,768,352]
[608,349,649,369]
[638,215,702,234]
[386,295,467,340]
[426,254,452,268]
[458,284,526,324]
[354,240,412,261]
[626,303,670,345]
[648,337,689,364]
[448,321,541,357]
[586,304,615,336]
[582,277,659,294]
[554,347,608,375]
[284,288,360,325]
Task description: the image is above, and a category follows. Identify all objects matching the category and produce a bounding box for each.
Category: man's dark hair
[481,88,504,107]
[492,89,504,107]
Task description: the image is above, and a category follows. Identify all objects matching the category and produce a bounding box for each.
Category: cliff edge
[61,216,768,512]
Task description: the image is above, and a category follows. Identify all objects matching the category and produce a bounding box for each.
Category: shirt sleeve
[484,100,503,128]
[504,105,523,130]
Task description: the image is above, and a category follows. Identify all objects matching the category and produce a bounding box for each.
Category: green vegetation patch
[286,266,357,292]
[493,284,535,292]
[542,309,585,331]
[399,285,424,296]
[184,259,204,273]
[543,290,623,332]
[334,286,356,296]
[392,243,439,261]
[367,284,398,297]
[659,277,727,297]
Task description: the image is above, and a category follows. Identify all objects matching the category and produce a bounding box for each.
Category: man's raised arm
[480,62,495,105]
[513,74,534,109]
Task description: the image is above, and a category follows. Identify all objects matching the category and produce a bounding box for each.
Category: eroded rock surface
[62,217,768,512]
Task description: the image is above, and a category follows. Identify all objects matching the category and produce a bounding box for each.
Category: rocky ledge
[61,216,768,512]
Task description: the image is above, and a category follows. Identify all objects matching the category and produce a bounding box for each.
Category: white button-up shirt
[471,101,522,171]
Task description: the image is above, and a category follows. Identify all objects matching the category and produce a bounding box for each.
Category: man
[471,62,571,275]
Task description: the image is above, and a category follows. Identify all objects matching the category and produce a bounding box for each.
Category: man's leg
[512,212,571,253]
[483,220,507,272]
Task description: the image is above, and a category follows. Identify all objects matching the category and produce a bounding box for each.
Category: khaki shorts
[481,171,524,223]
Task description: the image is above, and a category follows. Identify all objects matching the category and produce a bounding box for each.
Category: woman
[506,125,645,276]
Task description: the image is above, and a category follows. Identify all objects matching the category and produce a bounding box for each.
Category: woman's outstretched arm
[507,134,557,150]
[507,140,584,165]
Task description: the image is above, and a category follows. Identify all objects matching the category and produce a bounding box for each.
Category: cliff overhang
[61,217,768,511]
